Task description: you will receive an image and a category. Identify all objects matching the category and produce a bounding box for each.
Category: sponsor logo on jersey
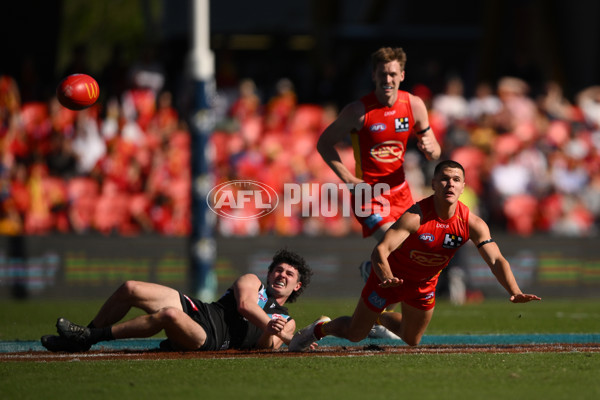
[424,291,435,305]
[384,110,396,116]
[258,290,268,303]
[409,250,449,267]
[395,117,409,132]
[368,291,387,310]
[220,340,230,350]
[183,294,199,311]
[442,233,464,249]
[369,123,387,132]
[436,222,449,229]
[364,213,383,229]
[370,140,404,162]
[419,233,435,242]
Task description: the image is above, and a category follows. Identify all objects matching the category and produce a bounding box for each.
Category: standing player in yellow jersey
[317,47,441,338]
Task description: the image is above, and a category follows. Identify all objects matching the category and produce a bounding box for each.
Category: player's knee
[346,330,369,343]
[402,335,421,347]
[119,280,141,298]
[157,307,181,324]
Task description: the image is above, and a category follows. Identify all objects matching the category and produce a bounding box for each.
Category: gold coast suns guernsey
[389,195,471,282]
[352,90,414,187]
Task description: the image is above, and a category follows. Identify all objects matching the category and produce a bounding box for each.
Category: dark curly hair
[267,248,312,303]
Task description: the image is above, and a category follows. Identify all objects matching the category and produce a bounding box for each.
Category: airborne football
[56,73,100,110]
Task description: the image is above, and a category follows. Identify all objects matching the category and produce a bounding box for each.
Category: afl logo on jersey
[419,233,435,242]
[370,140,405,163]
[369,123,387,132]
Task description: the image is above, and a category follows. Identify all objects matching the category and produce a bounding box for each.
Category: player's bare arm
[371,207,421,287]
[317,101,365,185]
[469,213,541,303]
[234,273,297,349]
[409,94,441,160]
[233,274,277,333]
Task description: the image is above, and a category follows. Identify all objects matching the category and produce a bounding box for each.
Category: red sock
[314,322,327,340]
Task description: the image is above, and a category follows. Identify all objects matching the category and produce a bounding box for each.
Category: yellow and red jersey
[351,90,414,187]
[389,195,471,282]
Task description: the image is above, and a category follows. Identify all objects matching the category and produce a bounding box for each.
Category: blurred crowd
[1,68,599,237]
[0,72,191,237]
[210,75,600,238]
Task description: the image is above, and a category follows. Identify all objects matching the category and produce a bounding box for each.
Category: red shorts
[360,268,438,312]
[353,182,414,237]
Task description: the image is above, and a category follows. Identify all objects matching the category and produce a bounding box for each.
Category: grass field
[1,297,600,399]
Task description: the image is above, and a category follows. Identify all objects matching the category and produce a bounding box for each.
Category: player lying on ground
[41,248,312,352]
[289,160,541,351]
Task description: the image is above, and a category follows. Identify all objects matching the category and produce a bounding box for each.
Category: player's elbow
[372,245,387,264]
[316,137,329,158]
[236,299,253,316]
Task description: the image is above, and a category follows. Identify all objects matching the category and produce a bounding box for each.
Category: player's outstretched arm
[469,213,541,303]
[371,207,421,287]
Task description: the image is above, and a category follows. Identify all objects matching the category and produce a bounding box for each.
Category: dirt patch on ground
[2,343,599,362]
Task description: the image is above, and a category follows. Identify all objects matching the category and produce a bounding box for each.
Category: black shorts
[179,293,225,351]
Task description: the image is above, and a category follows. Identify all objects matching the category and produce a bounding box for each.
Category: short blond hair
[371,47,407,72]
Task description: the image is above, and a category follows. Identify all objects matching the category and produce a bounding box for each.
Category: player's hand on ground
[379,277,403,288]
[510,293,542,303]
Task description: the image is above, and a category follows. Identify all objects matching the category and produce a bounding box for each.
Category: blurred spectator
[581,173,600,223]
[24,163,67,234]
[490,135,532,198]
[550,153,589,195]
[493,77,537,133]
[228,78,262,123]
[551,194,595,236]
[468,82,502,121]
[0,196,23,235]
[264,78,297,132]
[71,108,106,175]
[432,75,470,124]
[46,129,78,179]
[67,176,99,234]
[128,44,165,95]
[0,163,23,235]
[538,81,578,122]
[576,86,600,129]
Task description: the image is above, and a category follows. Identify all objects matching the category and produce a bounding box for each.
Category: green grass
[287,297,600,334]
[1,353,599,399]
[2,297,600,340]
[1,298,600,399]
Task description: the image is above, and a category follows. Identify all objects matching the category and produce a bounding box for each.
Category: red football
[56,74,100,110]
